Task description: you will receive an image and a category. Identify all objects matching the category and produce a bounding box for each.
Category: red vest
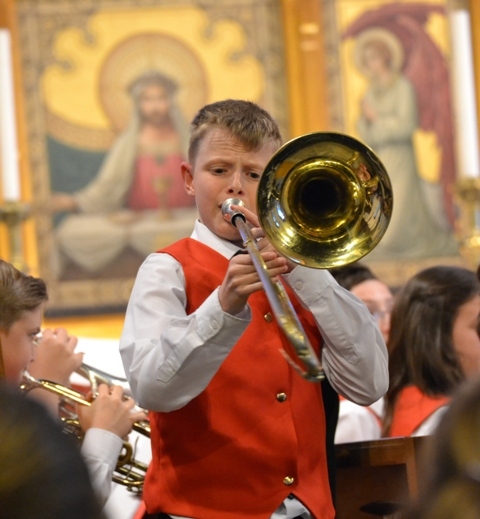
[143,238,334,519]
[388,385,450,437]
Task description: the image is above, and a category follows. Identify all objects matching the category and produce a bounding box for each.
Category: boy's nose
[227,171,244,194]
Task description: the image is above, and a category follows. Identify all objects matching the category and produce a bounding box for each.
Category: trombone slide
[222,198,325,382]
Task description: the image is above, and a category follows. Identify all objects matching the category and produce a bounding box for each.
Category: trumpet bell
[258,132,393,268]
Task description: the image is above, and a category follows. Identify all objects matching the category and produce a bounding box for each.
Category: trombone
[222,132,392,382]
[20,364,150,493]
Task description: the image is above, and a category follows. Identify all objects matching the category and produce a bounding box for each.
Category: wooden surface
[334,436,430,519]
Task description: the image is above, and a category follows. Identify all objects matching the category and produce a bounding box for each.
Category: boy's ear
[181,162,195,197]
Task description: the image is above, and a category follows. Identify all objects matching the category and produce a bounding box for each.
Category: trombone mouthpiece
[221,198,246,226]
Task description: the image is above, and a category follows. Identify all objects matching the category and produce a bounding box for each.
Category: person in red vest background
[383,265,480,438]
[120,99,388,519]
[405,376,480,519]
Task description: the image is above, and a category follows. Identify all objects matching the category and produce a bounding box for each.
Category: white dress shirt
[81,428,123,506]
[120,220,388,519]
[335,398,384,444]
[411,405,449,436]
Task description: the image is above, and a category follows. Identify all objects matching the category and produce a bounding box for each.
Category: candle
[0,28,20,201]
[448,8,480,179]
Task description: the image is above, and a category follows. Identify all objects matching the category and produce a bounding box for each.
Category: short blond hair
[188,99,282,163]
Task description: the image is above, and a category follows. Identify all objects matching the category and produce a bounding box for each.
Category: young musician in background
[0,259,146,506]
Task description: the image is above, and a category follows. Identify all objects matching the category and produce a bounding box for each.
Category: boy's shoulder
[160,238,223,264]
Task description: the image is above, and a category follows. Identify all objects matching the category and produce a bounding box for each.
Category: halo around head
[128,70,179,99]
[98,33,208,131]
[353,27,405,77]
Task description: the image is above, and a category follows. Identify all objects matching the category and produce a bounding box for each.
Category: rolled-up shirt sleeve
[285,266,388,405]
[120,253,251,412]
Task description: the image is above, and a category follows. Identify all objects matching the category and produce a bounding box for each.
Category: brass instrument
[20,365,151,493]
[76,362,133,396]
[222,132,392,382]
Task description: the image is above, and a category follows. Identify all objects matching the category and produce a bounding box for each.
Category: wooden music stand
[334,436,430,519]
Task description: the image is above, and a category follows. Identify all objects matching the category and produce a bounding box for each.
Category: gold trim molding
[448,0,470,10]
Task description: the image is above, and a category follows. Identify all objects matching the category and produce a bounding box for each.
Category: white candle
[448,8,480,179]
[0,28,20,200]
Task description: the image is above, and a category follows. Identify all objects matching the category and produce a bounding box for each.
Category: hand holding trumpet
[29,328,83,386]
[77,384,147,439]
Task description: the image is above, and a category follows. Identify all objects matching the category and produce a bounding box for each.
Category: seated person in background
[406,376,480,519]
[120,99,388,519]
[0,383,105,519]
[0,259,146,506]
[329,262,393,443]
[383,265,480,438]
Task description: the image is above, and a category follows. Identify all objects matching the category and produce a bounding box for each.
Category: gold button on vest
[283,476,295,486]
[276,392,287,402]
[264,312,273,322]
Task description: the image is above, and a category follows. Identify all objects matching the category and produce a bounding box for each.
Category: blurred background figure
[383,265,480,438]
[330,262,393,443]
[406,376,480,519]
[0,383,105,519]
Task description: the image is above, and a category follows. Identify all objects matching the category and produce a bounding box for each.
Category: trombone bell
[258,132,393,268]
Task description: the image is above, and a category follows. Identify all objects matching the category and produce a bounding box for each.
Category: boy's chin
[217,228,243,246]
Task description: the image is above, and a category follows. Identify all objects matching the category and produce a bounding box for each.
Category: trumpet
[76,362,133,396]
[223,132,392,382]
[20,364,150,493]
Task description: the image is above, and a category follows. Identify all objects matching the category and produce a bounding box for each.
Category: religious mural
[325,0,460,266]
[15,0,287,314]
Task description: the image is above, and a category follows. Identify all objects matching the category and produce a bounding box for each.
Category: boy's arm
[120,253,250,412]
[286,266,388,406]
[77,384,146,506]
[80,428,123,506]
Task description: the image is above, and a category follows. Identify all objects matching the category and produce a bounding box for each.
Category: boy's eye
[248,172,261,180]
[29,331,42,345]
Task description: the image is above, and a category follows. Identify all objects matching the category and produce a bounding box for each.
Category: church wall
[1,0,480,334]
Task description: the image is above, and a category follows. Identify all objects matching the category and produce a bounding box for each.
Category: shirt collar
[191,219,242,259]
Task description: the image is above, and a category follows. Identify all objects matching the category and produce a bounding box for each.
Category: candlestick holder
[454,177,480,270]
[0,200,30,271]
